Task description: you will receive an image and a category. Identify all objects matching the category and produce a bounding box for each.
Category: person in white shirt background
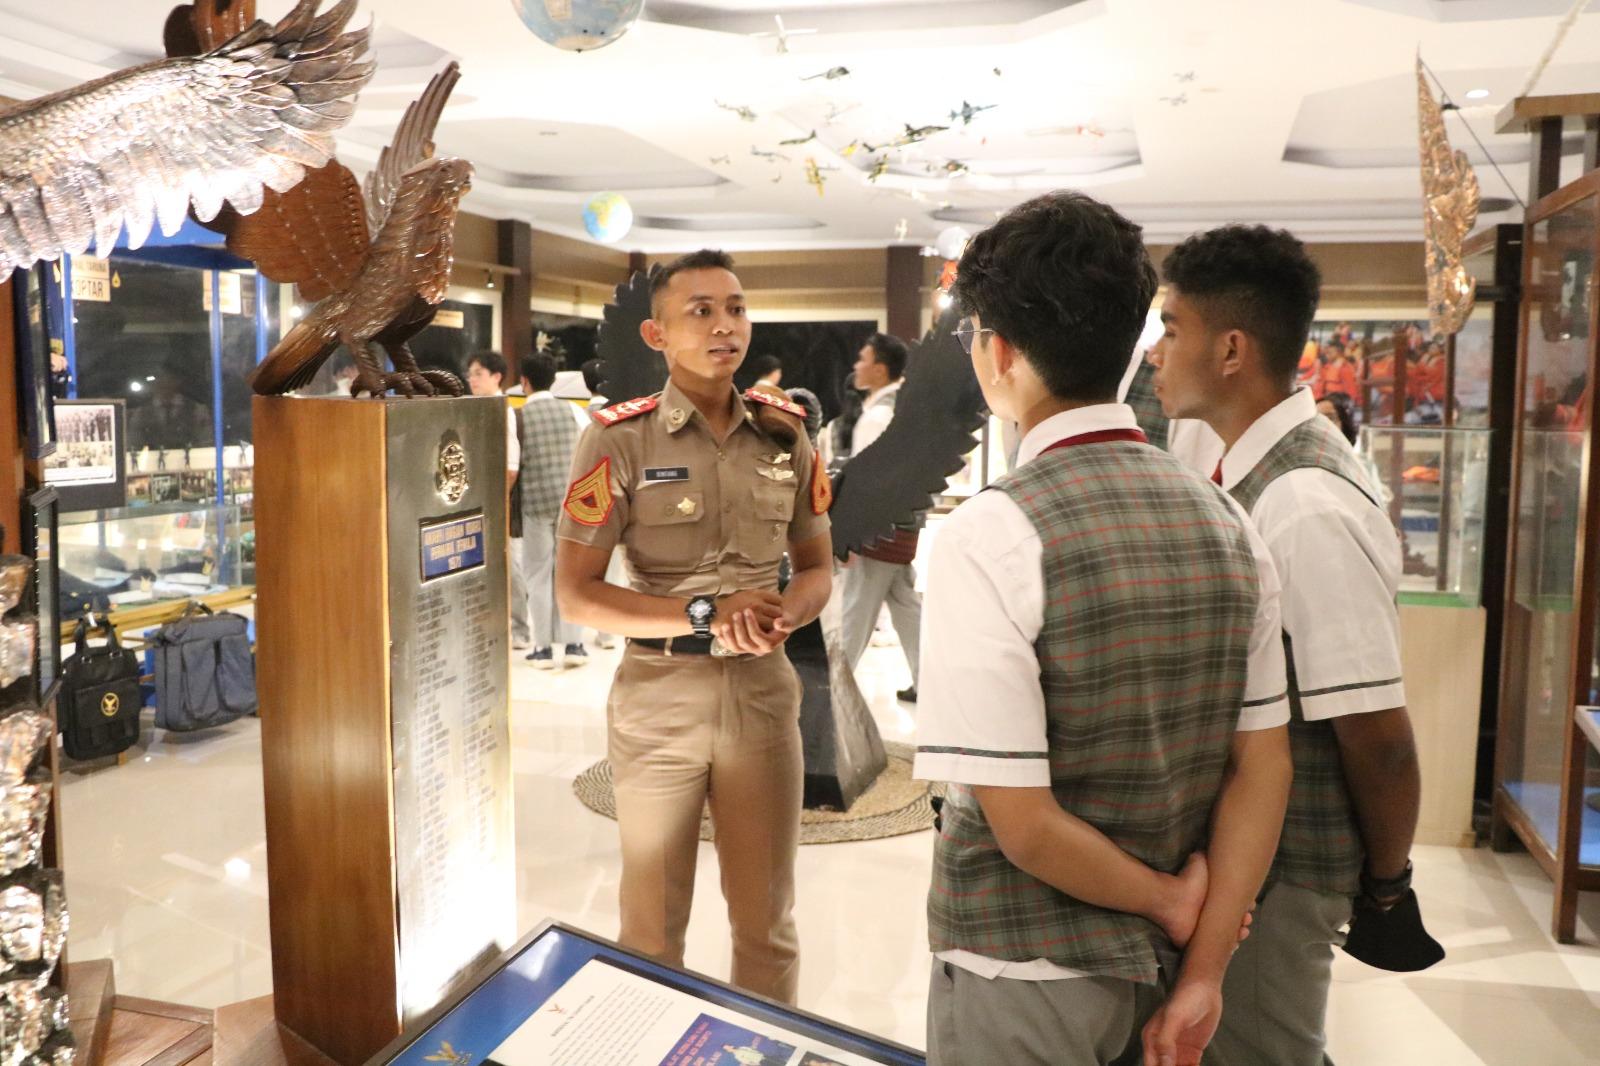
[840,332,922,703]
[466,350,531,650]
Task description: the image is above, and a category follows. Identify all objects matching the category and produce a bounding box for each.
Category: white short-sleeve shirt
[912,403,1290,981]
[1216,389,1406,720]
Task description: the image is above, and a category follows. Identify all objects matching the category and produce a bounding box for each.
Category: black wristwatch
[1360,861,1413,902]
[686,595,717,638]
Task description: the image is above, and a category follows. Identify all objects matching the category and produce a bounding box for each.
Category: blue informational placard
[420,512,487,582]
[368,922,924,1066]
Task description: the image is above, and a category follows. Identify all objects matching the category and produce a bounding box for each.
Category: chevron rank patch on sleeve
[811,453,833,515]
[564,457,615,526]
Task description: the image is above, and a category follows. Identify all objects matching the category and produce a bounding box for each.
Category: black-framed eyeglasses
[952,318,995,355]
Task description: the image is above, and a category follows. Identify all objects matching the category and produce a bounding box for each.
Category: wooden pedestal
[253,396,514,1064]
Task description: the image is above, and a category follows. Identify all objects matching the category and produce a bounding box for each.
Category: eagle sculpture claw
[420,370,467,396]
[353,369,437,399]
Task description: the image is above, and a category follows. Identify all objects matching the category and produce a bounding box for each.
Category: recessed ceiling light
[1466,88,1491,100]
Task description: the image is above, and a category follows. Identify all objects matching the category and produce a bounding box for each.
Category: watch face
[688,599,714,624]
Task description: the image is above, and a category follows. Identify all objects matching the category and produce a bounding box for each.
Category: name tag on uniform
[642,466,690,486]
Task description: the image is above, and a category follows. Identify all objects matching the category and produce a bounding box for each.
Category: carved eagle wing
[363,61,462,239]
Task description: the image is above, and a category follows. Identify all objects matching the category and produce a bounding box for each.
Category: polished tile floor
[58,635,1600,1063]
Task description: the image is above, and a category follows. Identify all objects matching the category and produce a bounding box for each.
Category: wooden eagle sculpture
[0,0,372,278]
[203,60,472,398]
[596,270,985,560]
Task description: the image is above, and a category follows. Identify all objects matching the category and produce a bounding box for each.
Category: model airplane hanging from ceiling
[864,123,949,152]
[716,100,759,122]
[948,101,998,126]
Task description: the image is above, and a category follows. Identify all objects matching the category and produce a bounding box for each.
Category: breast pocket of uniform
[739,486,794,563]
[629,489,706,570]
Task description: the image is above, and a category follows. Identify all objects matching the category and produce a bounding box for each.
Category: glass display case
[57,501,248,616]
[1494,172,1600,941]
[1357,426,1490,606]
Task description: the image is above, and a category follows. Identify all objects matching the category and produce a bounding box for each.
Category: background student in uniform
[913,192,1293,1066]
[1149,225,1422,1066]
[466,350,531,650]
[519,350,588,668]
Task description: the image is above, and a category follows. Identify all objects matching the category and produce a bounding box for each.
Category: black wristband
[1361,860,1413,900]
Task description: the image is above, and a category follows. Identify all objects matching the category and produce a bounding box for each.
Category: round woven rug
[572,743,937,845]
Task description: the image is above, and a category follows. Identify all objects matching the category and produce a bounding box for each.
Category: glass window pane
[75,257,215,455]
[1503,200,1596,851]
[1451,310,1495,428]
[221,270,259,445]
[410,299,495,382]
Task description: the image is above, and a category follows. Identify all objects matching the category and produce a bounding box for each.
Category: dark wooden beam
[885,246,922,343]
[496,220,533,366]
[627,251,647,277]
[1531,116,1565,204]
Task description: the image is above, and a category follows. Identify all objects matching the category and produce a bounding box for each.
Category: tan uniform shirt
[556,379,830,598]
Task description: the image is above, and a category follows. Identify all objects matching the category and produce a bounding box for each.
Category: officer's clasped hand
[712,589,788,656]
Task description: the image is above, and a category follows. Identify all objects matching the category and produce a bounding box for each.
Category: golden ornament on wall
[1417,57,1481,336]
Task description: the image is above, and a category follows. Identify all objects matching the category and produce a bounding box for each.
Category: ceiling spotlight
[1465,88,1490,100]
[485,269,495,290]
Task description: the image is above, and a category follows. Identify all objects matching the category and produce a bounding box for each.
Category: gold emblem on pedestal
[435,431,470,505]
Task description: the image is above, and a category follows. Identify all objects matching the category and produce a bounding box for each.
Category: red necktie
[1211,461,1224,485]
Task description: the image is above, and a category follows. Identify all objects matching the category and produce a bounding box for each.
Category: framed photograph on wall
[11,263,57,460]
[25,487,59,703]
[44,399,127,512]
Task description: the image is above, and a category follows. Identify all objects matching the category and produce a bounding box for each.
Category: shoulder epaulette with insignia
[592,395,660,426]
[743,388,805,418]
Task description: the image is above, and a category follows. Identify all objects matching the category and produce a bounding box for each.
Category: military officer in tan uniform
[555,250,833,1004]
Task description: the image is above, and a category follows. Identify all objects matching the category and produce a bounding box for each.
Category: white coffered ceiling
[0,0,1597,251]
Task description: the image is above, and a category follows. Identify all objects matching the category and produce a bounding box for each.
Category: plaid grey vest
[927,437,1259,984]
[518,395,581,521]
[1123,359,1170,450]
[1228,414,1379,896]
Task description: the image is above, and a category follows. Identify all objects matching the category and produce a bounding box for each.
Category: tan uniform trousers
[607,640,804,1004]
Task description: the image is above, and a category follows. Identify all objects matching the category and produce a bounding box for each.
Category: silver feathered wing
[0,0,372,276]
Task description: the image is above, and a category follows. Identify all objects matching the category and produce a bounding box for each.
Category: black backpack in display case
[59,619,143,761]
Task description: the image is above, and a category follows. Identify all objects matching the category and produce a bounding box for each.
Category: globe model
[583,192,633,244]
[511,0,645,52]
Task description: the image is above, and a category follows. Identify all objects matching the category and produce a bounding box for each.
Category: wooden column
[627,250,647,277]
[1532,117,1564,204]
[1585,114,1599,174]
[497,220,533,366]
[885,246,922,343]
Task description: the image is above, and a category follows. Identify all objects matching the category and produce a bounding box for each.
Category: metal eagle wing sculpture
[208,62,473,397]
[596,265,669,404]
[0,0,372,278]
[827,307,985,559]
[1417,57,1480,336]
[594,272,985,559]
